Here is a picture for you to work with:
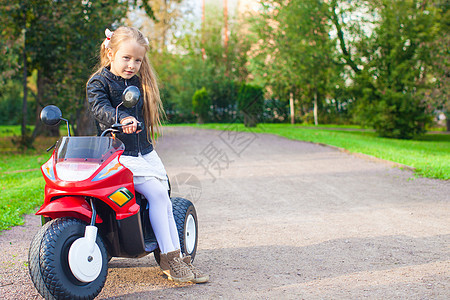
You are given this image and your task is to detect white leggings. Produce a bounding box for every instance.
[134,178,180,254]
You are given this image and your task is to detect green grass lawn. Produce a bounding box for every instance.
[0,153,47,231]
[0,123,448,231]
[0,125,35,137]
[0,130,57,231]
[183,123,450,180]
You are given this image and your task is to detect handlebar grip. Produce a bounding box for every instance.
[111,121,142,134]
[111,123,124,132]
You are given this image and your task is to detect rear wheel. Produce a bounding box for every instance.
[28,217,108,300]
[154,197,198,264]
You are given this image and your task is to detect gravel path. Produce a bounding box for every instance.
[1,126,449,299]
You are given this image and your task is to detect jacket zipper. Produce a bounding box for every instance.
[136,105,141,154]
[126,78,141,154]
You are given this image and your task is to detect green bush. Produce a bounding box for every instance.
[262,99,289,123]
[357,89,431,139]
[192,87,211,124]
[237,84,264,127]
[207,77,238,123]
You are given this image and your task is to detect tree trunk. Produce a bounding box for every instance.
[313,91,318,126]
[446,115,450,132]
[32,69,44,140]
[161,0,168,53]
[289,92,295,124]
[201,0,206,60]
[244,114,257,127]
[21,29,28,139]
[224,0,229,76]
[330,1,360,75]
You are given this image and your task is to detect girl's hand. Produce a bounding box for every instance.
[120,117,142,134]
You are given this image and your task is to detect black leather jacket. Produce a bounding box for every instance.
[87,67,153,156]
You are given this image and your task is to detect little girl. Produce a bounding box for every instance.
[86,26,208,284]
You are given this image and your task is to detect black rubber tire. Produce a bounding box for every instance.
[28,217,108,300]
[154,197,198,265]
[29,221,55,299]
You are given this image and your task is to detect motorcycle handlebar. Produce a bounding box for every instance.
[119,121,143,132]
[102,121,143,136]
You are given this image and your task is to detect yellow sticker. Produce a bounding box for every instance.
[108,187,133,207]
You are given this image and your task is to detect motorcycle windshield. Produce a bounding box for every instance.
[54,137,124,181]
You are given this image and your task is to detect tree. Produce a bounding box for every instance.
[422,0,450,131]
[0,0,127,146]
[331,0,439,138]
[249,0,338,125]
[237,84,264,127]
[52,0,128,136]
[248,1,291,120]
[132,0,184,53]
[148,3,252,123]
[1,1,33,145]
[192,87,211,123]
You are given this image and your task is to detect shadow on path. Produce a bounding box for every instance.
[100,234,449,299]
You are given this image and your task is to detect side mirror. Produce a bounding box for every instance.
[40,105,62,126]
[122,86,140,108]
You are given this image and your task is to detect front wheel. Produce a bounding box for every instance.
[154,197,198,264]
[28,217,108,300]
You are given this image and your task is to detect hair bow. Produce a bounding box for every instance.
[104,28,114,49]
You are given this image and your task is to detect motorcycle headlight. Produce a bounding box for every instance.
[55,161,101,182]
[42,158,55,180]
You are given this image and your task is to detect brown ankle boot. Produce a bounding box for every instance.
[159,250,194,283]
[182,255,209,283]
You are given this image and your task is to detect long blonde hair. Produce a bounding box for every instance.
[90,26,164,141]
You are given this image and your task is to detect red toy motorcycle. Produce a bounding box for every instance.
[28,86,198,299]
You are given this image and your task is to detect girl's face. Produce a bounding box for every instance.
[108,40,146,79]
